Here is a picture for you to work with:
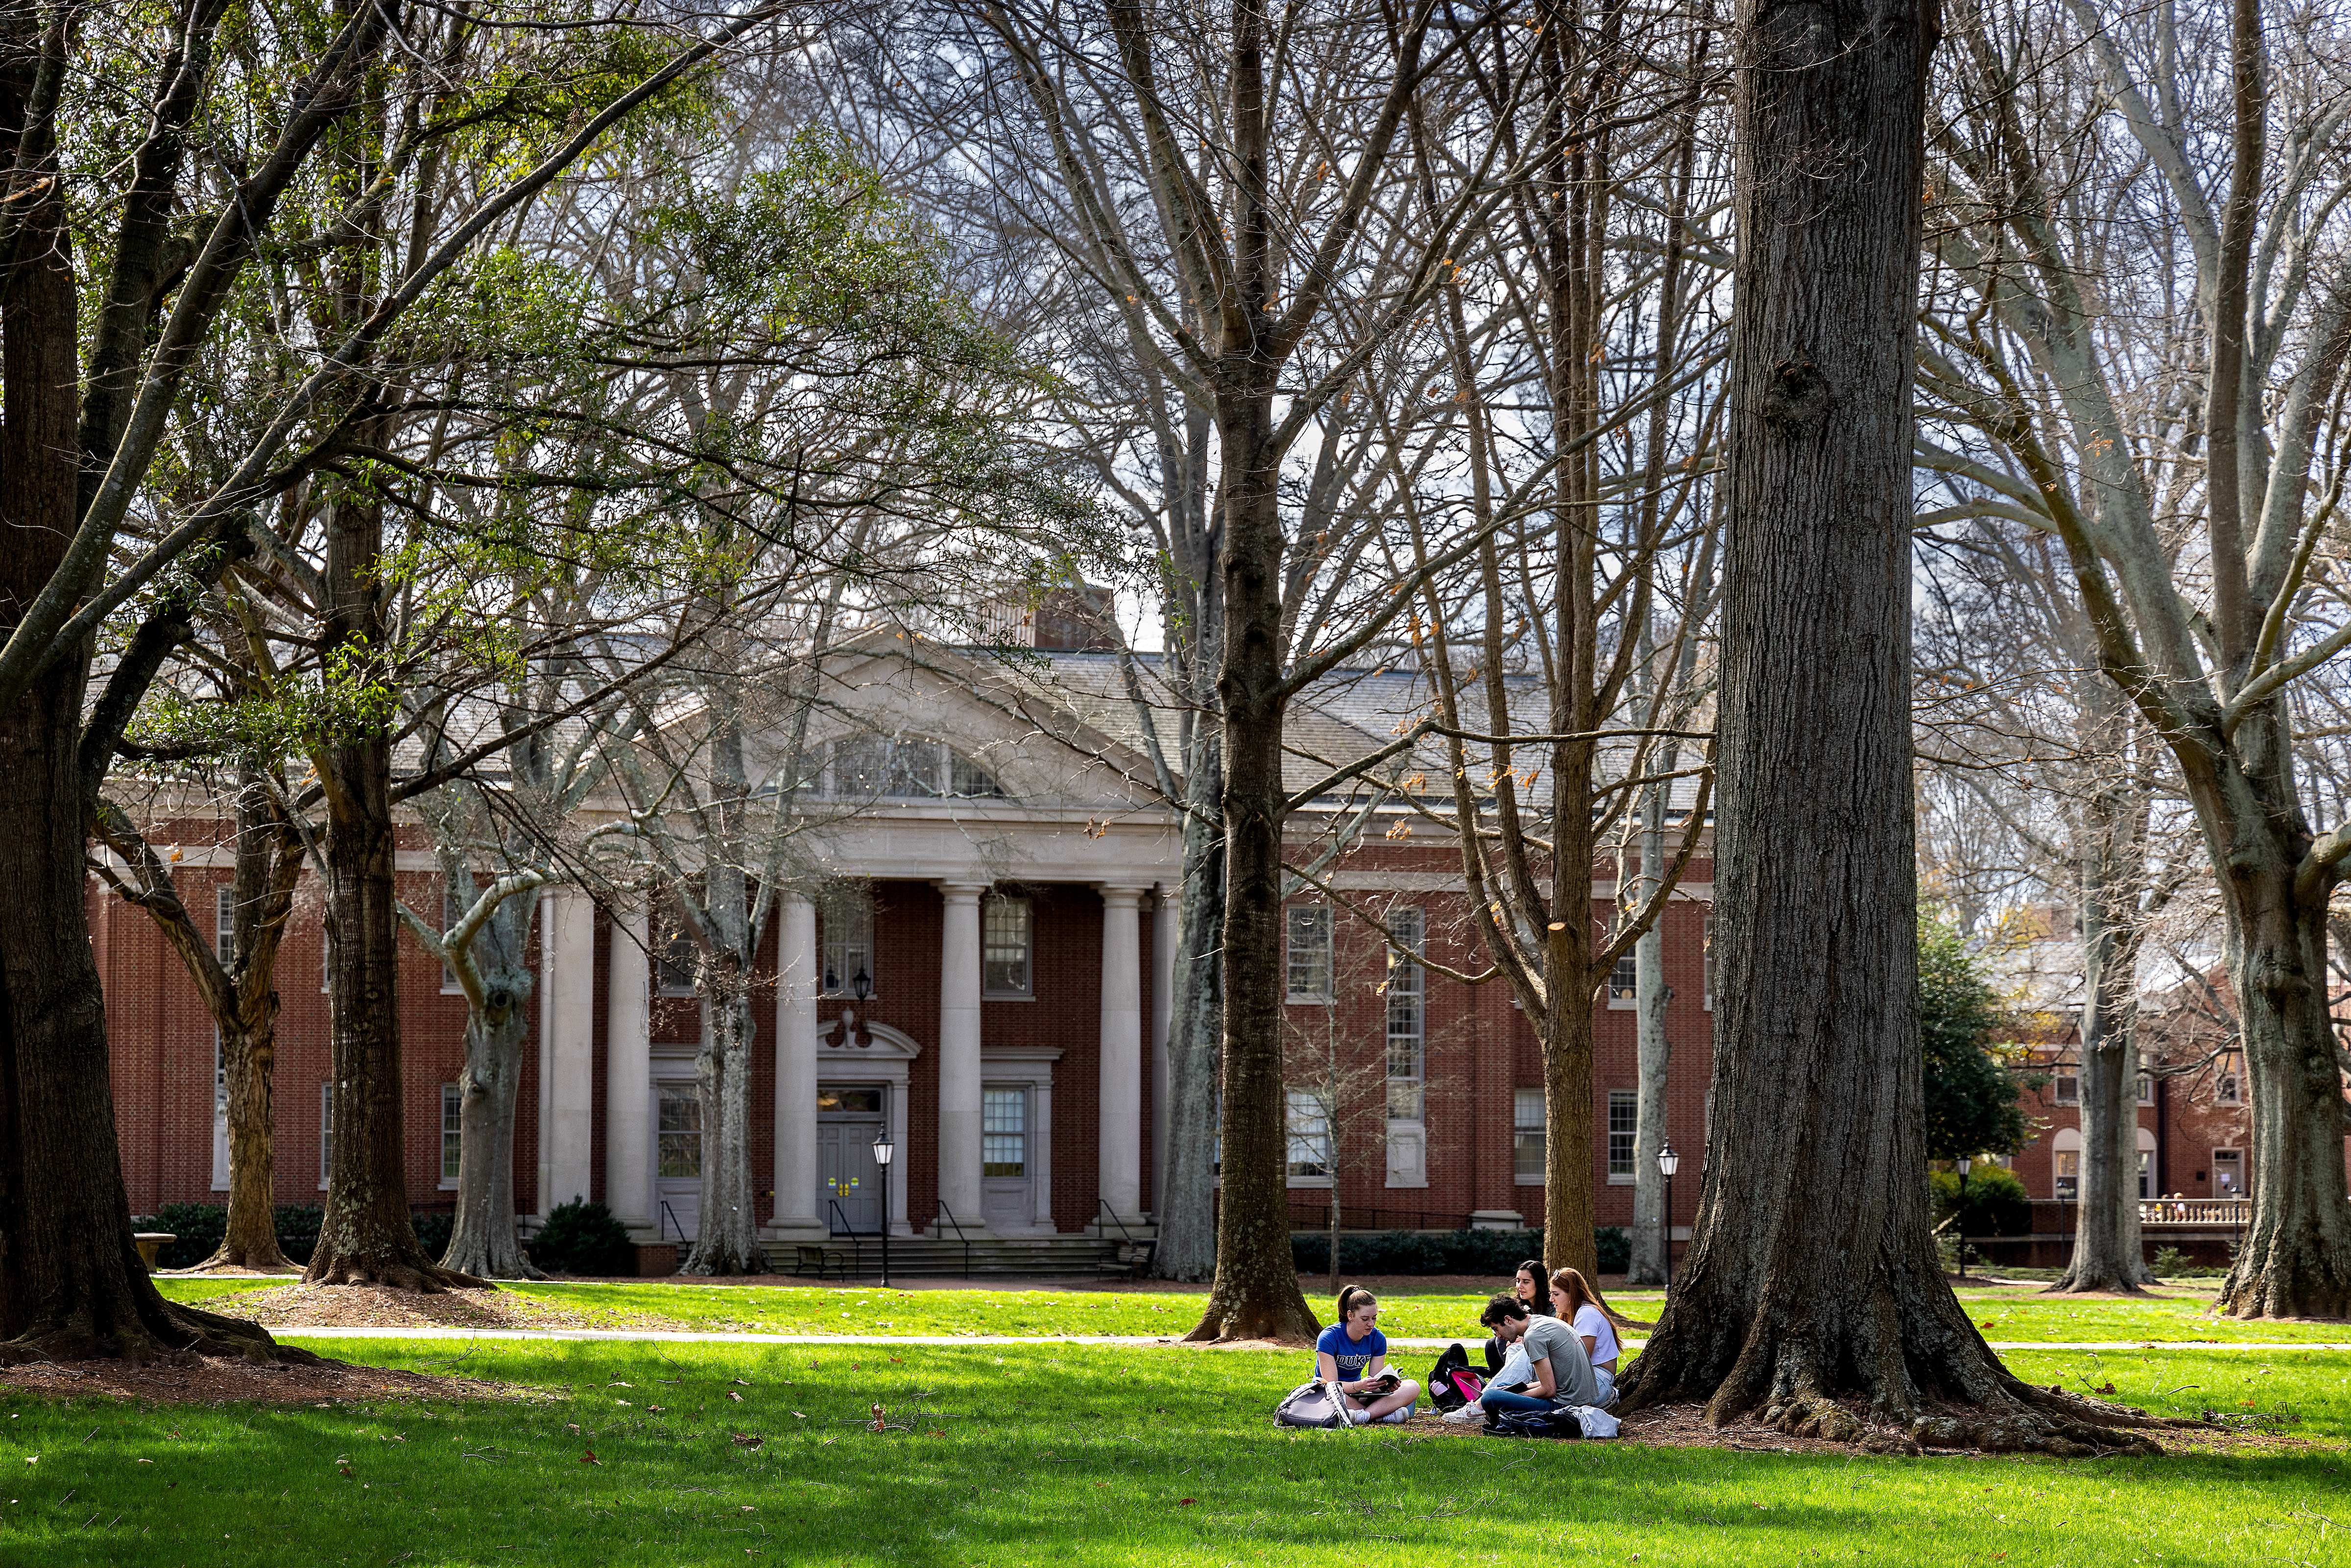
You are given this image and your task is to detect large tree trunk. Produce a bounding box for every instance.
[439,962,542,1279]
[1152,739,1223,1282]
[1188,389,1316,1344]
[306,492,480,1290]
[2210,822,2351,1318]
[212,780,299,1270]
[1618,0,2156,1452]
[2051,834,2146,1293]
[0,124,281,1361]
[683,980,768,1274]
[1627,791,1672,1286]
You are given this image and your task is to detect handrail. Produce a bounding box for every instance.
[1095,1198,1138,1244]
[932,1201,973,1279]
[826,1199,869,1278]
[1098,1199,1154,1280]
[658,1200,685,1242]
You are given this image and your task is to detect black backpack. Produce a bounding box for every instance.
[1483,1407,1585,1440]
[1427,1343,1474,1412]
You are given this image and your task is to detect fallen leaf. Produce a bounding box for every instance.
[740,1505,757,1512]
[791,1411,807,1421]
[733,1379,751,1387]
[731,1434,765,1449]
[20,1458,33,1468]
[890,1357,903,1364]
[136,1459,152,1466]
[727,1391,744,1403]
[580,1450,601,1466]
[646,1406,669,1415]
[1179,1498,1196,1506]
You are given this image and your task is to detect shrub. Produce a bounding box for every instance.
[2151,1245,2187,1278]
[1289,1225,1633,1277]
[528,1197,637,1276]
[132,1204,448,1269]
[1929,1165,2031,1237]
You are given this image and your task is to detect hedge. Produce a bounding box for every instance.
[1290,1226,1629,1276]
[133,1203,456,1270]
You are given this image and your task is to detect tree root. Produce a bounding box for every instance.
[1748,1382,2187,1458]
[302,1258,490,1292]
[0,1298,317,1369]
[189,1242,296,1274]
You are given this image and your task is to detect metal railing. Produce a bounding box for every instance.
[1097,1199,1154,1278]
[2138,1198,2252,1226]
[930,1201,972,1278]
[659,1200,687,1243]
[826,1199,873,1276]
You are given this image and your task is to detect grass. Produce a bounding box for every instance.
[152,1277,2351,1344]
[1,1340,2345,1567]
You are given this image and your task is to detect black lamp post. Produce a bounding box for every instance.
[1656,1143,1680,1288]
[1954,1156,1972,1281]
[871,1126,894,1287]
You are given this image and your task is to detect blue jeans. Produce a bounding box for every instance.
[1479,1388,1559,1418]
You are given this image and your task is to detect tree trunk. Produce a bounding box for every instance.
[1152,755,1223,1282]
[2213,854,2351,1317]
[306,492,480,1291]
[0,127,282,1361]
[439,963,543,1279]
[683,981,768,1274]
[1617,0,2156,1452]
[1187,389,1317,1344]
[1539,939,1598,1282]
[1627,794,1672,1286]
[212,780,298,1271]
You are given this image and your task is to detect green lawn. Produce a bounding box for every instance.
[152,1277,2351,1344]
[3,1340,2344,1567]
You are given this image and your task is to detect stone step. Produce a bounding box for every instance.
[765,1234,1131,1278]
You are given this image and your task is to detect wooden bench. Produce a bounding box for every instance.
[1099,1238,1155,1281]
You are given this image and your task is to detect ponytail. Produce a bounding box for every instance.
[1336,1284,1377,1321]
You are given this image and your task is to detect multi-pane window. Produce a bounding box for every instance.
[216,884,236,967]
[2216,1065,2243,1104]
[211,1030,228,1191]
[1285,905,1332,1001]
[440,1083,463,1185]
[983,1088,1027,1176]
[1385,908,1425,1120]
[983,895,1032,997]
[2053,1071,2080,1105]
[1702,911,1715,1008]
[2137,1149,2153,1200]
[2135,1071,2155,1105]
[319,1080,335,1188]
[2054,1151,2079,1201]
[1607,1090,1638,1180]
[656,908,698,997]
[657,1086,702,1178]
[1513,1089,1545,1183]
[2212,1148,2244,1198]
[832,736,1003,799]
[1285,1090,1331,1179]
[1608,929,1638,1004]
[821,889,875,998]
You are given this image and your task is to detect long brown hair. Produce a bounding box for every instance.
[1336,1284,1379,1324]
[1549,1265,1652,1329]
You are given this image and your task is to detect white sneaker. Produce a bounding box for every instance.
[1442,1402,1484,1424]
[1345,1405,1372,1425]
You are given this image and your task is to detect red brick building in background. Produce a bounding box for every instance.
[95,642,1722,1265]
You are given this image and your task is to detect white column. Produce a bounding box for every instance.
[936,882,988,1232]
[769,894,821,1235]
[1150,884,1176,1218]
[604,904,653,1235]
[544,889,596,1211]
[1097,885,1146,1225]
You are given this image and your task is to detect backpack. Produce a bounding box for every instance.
[1427,1343,1485,1413]
[1274,1380,1352,1429]
[1481,1407,1585,1440]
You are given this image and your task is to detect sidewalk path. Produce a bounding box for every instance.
[261,1326,2351,1352]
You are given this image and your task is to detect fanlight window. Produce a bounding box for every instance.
[830,735,1003,799]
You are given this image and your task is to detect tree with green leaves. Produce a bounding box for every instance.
[1919,909,2030,1163]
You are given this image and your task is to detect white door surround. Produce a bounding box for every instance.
[811,1017,917,1236]
[981,1045,1062,1235]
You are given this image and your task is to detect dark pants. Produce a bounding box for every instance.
[1479,1388,1560,1419]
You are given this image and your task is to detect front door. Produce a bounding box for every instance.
[981,1085,1033,1233]
[818,1116,883,1233]
[655,1081,701,1242]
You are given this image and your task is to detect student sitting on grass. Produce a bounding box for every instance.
[1316,1285,1422,1424]
[1482,1259,1555,1375]
[1476,1293,1599,1418]
[1547,1266,1643,1408]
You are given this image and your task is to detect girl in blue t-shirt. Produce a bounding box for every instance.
[1314,1286,1421,1424]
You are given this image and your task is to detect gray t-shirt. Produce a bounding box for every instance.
[1519,1315,1600,1406]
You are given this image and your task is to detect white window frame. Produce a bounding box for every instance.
[1606,1089,1637,1183]
[2211,1147,2244,1198]
[216,883,236,968]
[319,1080,334,1189]
[1385,908,1425,1122]
[982,1086,1028,1177]
[2136,1071,2155,1106]
[439,1083,463,1188]
[1702,909,1714,1011]
[1607,915,1637,1007]
[2053,1149,2079,1202]
[1513,1088,1545,1185]
[2053,1071,2080,1105]
[211,1029,230,1191]
[1285,905,1333,1003]
[2216,1069,2243,1105]
[820,889,876,998]
[1285,1089,1332,1185]
[982,894,1033,998]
